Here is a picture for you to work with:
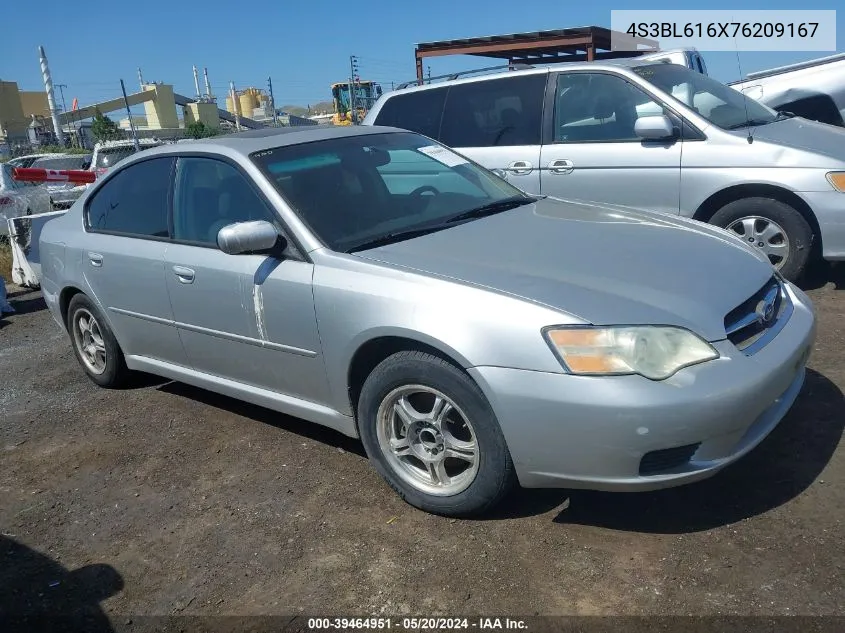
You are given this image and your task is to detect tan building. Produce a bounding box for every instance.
[142,83,179,129]
[0,80,29,140]
[184,102,219,128]
[19,91,50,119]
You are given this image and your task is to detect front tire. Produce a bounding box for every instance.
[709,197,813,282]
[66,294,129,388]
[358,351,516,517]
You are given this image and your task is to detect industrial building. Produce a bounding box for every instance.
[0,80,52,143]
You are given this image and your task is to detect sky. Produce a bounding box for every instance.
[1,0,843,115]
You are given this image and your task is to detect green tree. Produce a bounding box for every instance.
[91,108,122,142]
[185,120,219,139]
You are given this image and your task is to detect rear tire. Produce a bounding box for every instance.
[709,197,813,282]
[66,294,130,388]
[357,351,516,517]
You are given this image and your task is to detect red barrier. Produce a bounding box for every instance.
[12,167,96,185]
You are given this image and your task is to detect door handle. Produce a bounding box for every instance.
[172,265,195,284]
[506,160,533,175]
[87,252,103,267]
[548,159,574,175]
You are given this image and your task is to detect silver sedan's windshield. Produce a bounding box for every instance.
[632,63,778,130]
[251,131,532,252]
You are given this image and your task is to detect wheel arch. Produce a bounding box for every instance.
[692,183,822,252]
[346,333,475,426]
[692,183,822,253]
[59,285,85,329]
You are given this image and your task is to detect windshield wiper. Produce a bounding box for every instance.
[345,225,451,252]
[444,195,533,224]
[725,118,776,130]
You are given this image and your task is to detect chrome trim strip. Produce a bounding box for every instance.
[175,321,317,358]
[108,307,317,358]
[109,307,174,326]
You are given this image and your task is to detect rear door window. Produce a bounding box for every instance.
[86,157,174,238]
[373,88,447,139]
[438,74,546,148]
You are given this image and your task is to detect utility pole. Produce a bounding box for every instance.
[230,81,241,131]
[267,76,278,126]
[55,83,69,145]
[120,79,140,152]
[349,55,359,124]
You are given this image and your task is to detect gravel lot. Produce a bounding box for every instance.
[1,266,844,628]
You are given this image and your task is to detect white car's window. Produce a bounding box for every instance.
[172,157,276,246]
[32,156,90,170]
[553,73,666,143]
[86,157,174,237]
[252,131,530,253]
[1,164,20,190]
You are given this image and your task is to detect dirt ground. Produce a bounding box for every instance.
[1,265,844,629]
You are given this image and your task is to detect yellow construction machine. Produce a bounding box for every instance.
[331,80,383,125]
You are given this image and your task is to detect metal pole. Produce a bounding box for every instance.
[349,55,358,124]
[267,76,278,126]
[230,81,241,131]
[121,79,140,151]
[138,67,144,89]
[203,67,213,100]
[56,84,69,146]
[192,65,201,100]
[38,46,65,147]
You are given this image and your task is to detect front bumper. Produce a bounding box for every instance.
[469,283,817,491]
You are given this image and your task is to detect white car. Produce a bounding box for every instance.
[90,138,165,177]
[0,162,52,235]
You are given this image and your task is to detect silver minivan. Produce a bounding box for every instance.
[364,60,845,282]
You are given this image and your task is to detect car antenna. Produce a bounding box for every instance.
[734,36,753,144]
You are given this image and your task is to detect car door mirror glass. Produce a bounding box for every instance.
[217,220,281,255]
[634,115,675,140]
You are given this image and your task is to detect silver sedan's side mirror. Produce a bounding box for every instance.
[634,115,676,140]
[217,220,281,255]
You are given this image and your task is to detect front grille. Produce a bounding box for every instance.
[724,276,791,355]
[639,443,701,476]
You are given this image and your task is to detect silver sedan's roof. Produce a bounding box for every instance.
[147,125,406,158]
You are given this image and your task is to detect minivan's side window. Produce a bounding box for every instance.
[373,88,447,139]
[439,74,546,148]
[172,157,275,246]
[553,73,666,143]
[86,157,174,237]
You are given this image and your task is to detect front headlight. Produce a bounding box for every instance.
[543,325,719,380]
[827,172,845,192]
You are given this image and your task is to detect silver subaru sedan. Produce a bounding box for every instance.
[38,125,817,517]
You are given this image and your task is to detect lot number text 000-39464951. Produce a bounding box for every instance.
[610,10,837,52]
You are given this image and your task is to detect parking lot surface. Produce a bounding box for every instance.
[1,268,844,620]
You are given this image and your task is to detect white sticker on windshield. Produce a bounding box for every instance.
[418,145,468,167]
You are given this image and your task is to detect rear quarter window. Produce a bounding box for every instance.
[373,88,447,139]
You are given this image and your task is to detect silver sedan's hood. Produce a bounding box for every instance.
[354,198,776,342]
